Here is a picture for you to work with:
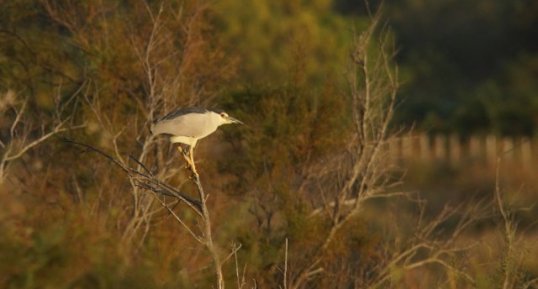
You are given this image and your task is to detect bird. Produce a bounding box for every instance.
[151,107,242,169]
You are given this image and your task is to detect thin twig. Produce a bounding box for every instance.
[183,147,225,289]
[155,196,204,244]
[283,238,288,289]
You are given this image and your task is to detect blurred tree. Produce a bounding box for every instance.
[214,0,361,87]
[335,0,538,135]
[2,1,537,288]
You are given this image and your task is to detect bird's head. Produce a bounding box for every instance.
[218,111,243,125]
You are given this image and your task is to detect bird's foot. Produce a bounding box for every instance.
[182,153,193,166]
[178,146,191,165]
[177,145,199,176]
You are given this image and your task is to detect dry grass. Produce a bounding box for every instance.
[1,1,537,289]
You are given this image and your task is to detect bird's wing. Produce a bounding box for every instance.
[153,112,213,137]
[157,107,209,122]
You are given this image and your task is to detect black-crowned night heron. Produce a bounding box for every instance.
[151,107,242,170]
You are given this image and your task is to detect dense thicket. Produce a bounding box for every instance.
[1,1,537,289]
[337,0,538,135]
[2,0,537,135]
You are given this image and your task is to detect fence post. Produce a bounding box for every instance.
[402,134,414,161]
[501,137,515,163]
[434,135,446,160]
[469,135,482,161]
[394,132,535,169]
[521,137,532,169]
[419,134,430,162]
[389,137,401,163]
[449,134,461,165]
[485,135,497,165]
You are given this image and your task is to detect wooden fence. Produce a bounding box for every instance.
[385,133,538,169]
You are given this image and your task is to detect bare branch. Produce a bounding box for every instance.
[180,147,225,289]
[63,138,203,215]
[5,122,68,162]
[154,195,204,244]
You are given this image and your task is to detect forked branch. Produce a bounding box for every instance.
[179,146,225,289]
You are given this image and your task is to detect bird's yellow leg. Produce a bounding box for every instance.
[189,145,199,176]
[178,146,191,166]
[177,145,198,175]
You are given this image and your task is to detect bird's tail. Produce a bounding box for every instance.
[149,123,155,135]
[150,122,164,136]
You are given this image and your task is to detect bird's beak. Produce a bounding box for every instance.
[227,116,243,125]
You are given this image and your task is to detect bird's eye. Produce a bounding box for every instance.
[220,112,228,118]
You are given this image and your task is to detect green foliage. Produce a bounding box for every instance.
[382,0,538,135]
[0,204,196,289]
[214,0,357,87]
[1,0,538,288]
[218,77,349,194]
